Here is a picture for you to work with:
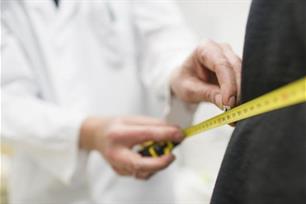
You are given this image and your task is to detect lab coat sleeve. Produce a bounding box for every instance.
[1,23,87,184]
[131,0,198,127]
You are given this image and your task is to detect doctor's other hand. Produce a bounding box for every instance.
[170,40,241,108]
[79,116,183,180]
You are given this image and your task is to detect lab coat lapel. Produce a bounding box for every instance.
[53,0,79,30]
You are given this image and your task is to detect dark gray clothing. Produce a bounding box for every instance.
[211,0,306,203]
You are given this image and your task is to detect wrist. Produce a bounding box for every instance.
[79,117,101,151]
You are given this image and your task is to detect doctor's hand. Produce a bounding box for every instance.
[79,116,183,180]
[170,40,241,108]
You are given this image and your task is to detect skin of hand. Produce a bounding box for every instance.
[170,40,241,108]
[79,40,240,180]
[79,116,183,180]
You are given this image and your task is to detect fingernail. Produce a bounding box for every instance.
[228,96,236,107]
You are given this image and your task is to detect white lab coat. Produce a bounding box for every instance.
[1,0,197,204]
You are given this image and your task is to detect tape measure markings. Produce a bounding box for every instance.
[139,77,306,157]
[184,77,306,137]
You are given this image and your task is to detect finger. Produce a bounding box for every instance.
[117,149,175,173]
[121,116,167,126]
[133,152,175,173]
[220,44,242,104]
[106,149,135,174]
[112,165,130,176]
[193,55,210,82]
[180,77,223,107]
[196,40,237,106]
[114,125,184,145]
[134,172,154,180]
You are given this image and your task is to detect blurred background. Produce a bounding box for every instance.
[1,1,251,204]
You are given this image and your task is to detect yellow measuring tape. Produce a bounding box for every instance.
[139,76,306,157]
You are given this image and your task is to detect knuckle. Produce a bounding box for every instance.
[210,91,220,103]
[196,40,213,55]
[196,44,209,58]
[107,127,123,142]
[195,44,205,54]
[107,132,117,143]
[201,89,212,102]
[214,60,231,71]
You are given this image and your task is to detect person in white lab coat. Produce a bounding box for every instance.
[1,0,241,204]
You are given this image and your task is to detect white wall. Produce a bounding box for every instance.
[174,1,251,203]
[178,0,251,55]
